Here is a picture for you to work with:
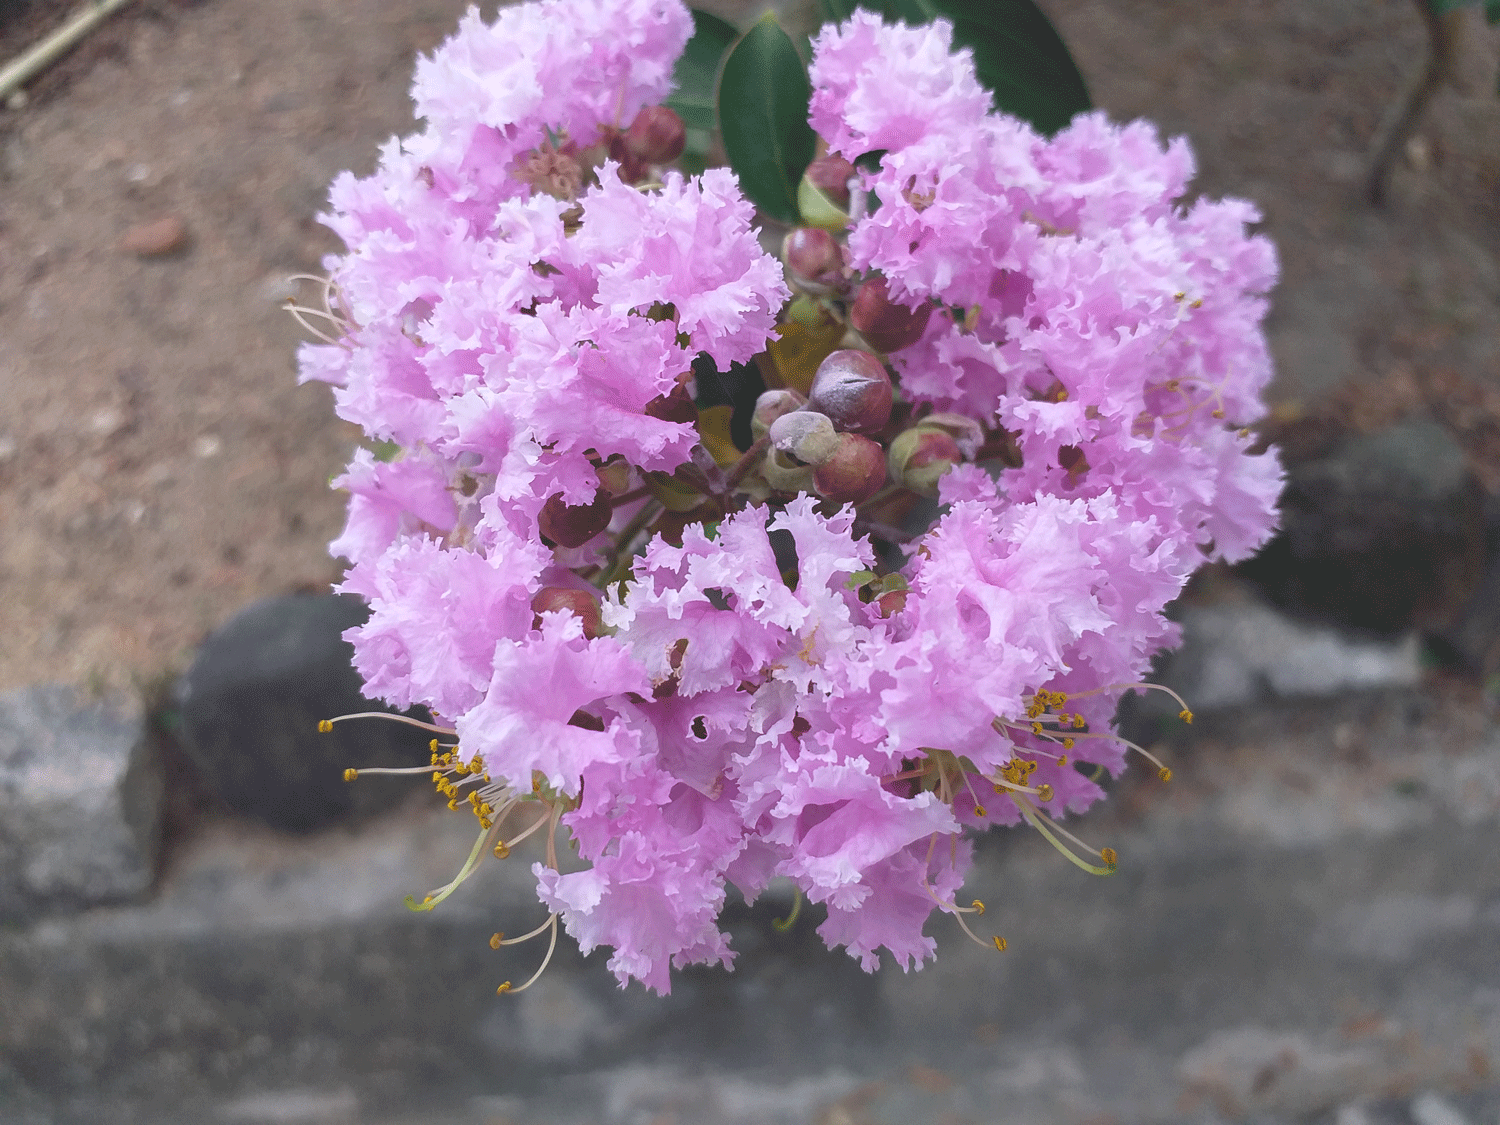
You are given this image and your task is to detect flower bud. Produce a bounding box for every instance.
[531,586,602,638]
[769,410,841,466]
[623,105,686,164]
[913,412,984,459]
[804,154,854,208]
[813,432,886,505]
[781,228,844,291]
[798,154,855,230]
[876,589,907,618]
[759,447,816,493]
[538,490,612,548]
[888,426,963,497]
[807,349,893,434]
[644,380,697,425]
[850,275,933,354]
[752,388,807,440]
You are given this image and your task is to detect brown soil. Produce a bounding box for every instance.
[1,0,1497,694]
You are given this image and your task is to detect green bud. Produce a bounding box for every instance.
[768,410,840,466]
[888,426,963,497]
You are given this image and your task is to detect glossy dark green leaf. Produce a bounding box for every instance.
[885,0,1091,135]
[717,13,818,224]
[666,8,739,133]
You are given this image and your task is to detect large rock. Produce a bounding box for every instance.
[0,685,162,923]
[173,593,434,833]
[1242,419,1485,633]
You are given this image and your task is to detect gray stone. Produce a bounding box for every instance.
[1242,419,1485,633]
[173,594,435,833]
[1412,1091,1474,1125]
[1155,599,1423,714]
[2,690,1498,1125]
[0,684,162,923]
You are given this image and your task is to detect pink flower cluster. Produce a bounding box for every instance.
[303,0,1281,994]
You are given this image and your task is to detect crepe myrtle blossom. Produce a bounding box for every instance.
[298,0,1281,994]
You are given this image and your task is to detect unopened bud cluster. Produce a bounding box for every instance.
[301,0,1281,997]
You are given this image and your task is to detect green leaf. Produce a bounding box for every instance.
[717,12,818,224]
[666,9,738,133]
[815,0,862,21]
[886,0,1091,135]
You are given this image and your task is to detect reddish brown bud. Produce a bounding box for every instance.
[623,105,687,164]
[850,276,933,354]
[808,349,893,434]
[531,587,602,638]
[803,154,855,210]
[538,490,612,548]
[781,228,845,291]
[813,432,887,505]
[644,380,698,425]
[876,589,908,618]
[752,388,807,440]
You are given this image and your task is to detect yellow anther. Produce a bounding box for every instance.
[1100,847,1117,867]
[496,981,512,994]
[971,899,985,916]
[1074,715,1086,729]
[1036,784,1054,802]
[343,768,358,782]
[993,936,1007,952]
[317,719,333,733]
[447,799,460,811]
[429,738,439,753]
[1057,755,1068,766]
[993,784,1005,794]
[1190,298,1202,308]
[432,771,443,783]
[1031,722,1043,735]
[489,933,503,950]
[1062,738,1074,749]
[1211,408,1225,419]
[972,805,987,818]
[423,895,434,904]
[479,818,493,829]
[494,842,511,859]
[1157,767,1173,783]
[1178,709,1193,724]
[1173,291,1186,301]
[1021,760,1037,775]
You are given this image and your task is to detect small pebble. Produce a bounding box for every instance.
[120,214,188,257]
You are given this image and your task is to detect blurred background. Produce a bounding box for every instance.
[0,1,1498,1123]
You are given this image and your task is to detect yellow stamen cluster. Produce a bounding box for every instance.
[428,740,498,828]
[324,710,574,998]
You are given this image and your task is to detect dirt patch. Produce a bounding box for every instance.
[0,0,1497,693]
